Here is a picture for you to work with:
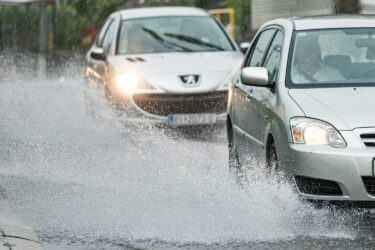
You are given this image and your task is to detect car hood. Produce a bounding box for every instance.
[288,87,375,130]
[111,51,243,93]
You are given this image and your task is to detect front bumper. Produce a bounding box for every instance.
[110,90,228,124]
[282,129,375,201]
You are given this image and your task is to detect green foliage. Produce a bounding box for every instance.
[144,0,195,6]
[224,0,251,40]
[0,5,46,52]
[0,0,251,52]
[56,4,80,50]
[55,0,130,50]
[72,0,125,27]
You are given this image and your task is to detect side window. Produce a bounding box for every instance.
[102,19,117,54]
[96,19,112,47]
[247,29,275,67]
[263,31,284,82]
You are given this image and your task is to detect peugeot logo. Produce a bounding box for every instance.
[179,75,200,87]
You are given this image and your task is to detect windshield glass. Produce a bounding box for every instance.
[117,16,234,54]
[288,28,375,88]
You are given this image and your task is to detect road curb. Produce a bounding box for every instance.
[0,224,44,250]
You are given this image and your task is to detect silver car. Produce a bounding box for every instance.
[85,7,243,126]
[227,15,375,202]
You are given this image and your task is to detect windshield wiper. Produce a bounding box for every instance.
[163,33,225,51]
[142,28,192,52]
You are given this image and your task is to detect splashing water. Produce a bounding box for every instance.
[0,67,372,249]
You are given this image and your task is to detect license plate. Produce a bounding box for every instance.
[169,113,217,126]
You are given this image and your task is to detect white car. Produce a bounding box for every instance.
[85,7,243,126]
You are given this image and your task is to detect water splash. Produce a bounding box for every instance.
[0,72,367,249]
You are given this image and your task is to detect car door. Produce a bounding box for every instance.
[235,28,276,160]
[246,29,284,153]
[87,16,118,85]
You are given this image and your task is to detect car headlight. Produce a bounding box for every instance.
[115,72,154,93]
[290,117,347,148]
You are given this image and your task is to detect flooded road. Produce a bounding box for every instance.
[0,74,375,249]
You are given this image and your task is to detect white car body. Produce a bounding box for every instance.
[85,7,244,125]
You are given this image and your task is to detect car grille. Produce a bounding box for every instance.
[294,176,343,196]
[362,176,375,196]
[360,134,375,147]
[132,91,228,117]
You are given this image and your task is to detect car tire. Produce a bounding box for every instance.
[228,121,241,170]
[266,139,279,175]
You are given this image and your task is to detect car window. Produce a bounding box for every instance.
[102,19,116,54]
[247,29,275,67]
[288,28,375,87]
[263,30,284,82]
[117,16,234,55]
[96,19,112,47]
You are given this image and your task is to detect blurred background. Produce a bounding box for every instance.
[0,0,374,78]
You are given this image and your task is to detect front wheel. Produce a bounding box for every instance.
[266,140,280,177]
[228,123,240,170]
[229,142,240,170]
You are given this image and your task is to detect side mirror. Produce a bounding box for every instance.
[241,67,269,87]
[91,47,106,61]
[240,42,251,54]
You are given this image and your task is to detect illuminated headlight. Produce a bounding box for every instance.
[115,72,154,93]
[290,117,347,148]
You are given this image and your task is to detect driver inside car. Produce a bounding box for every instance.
[291,35,345,83]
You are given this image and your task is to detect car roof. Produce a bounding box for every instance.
[116,7,209,20]
[266,15,375,30]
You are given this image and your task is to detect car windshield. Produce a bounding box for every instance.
[288,28,375,88]
[117,16,234,54]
